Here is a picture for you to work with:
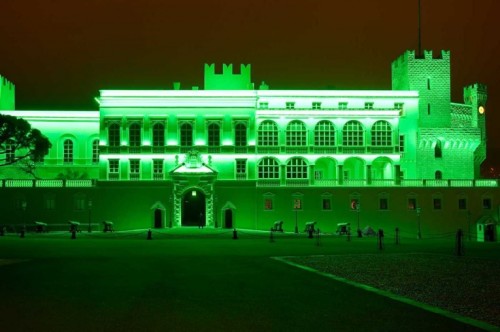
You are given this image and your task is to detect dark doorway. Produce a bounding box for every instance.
[224,209,233,229]
[182,189,206,226]
[485,224,496,242]
[154,209,162,228]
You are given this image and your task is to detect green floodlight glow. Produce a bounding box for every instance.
[192,190,196,197]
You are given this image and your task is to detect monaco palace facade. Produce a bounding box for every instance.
[0,50,498,241]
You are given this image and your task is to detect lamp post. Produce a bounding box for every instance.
[88,200,92,233]
[356,203,361,237]
[294,199,300,234]
[467,210,471,241]
[416,207,422,240]
[21,200,27,235]
[214,195,218,228]
[169,195,173,228]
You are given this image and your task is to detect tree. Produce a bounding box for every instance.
[0,114,51,166]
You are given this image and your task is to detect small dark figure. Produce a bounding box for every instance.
[147,229,152,240]
[71,230,76,239]
[378,229,384,250]
[232,228,238,240]
[357,229,363,238]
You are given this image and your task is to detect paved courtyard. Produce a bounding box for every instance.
[0,228,498,331]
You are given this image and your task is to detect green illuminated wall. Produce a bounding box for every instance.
[0,75,15,110]
[0,50,495,235]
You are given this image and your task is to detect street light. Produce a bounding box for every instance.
[88,200,92,233]
[21,200,27,236]
[416,207,422,240]
[356,203,361,237]
[169,195,173,228]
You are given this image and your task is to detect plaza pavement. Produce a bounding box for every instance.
[0,228,495,331]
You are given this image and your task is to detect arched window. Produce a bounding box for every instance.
[371,121,392,146]
[258,120,278,146]
[129,123,141,147]
[286,120,306,146]
[314,120,335,146]
[180,123,193,147]
[235,123,247,146]
[108,123,120,147]
[152,123,165,147]
[435,140,442,158]
[435,170,442,180]
[63,139,73,164]
[286,158,308,179]
[342,121,364,146]
[258,158,280,179]
[208,123,220,147]
[92,139,99,164]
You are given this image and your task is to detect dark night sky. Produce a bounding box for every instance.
[1,0,499,157]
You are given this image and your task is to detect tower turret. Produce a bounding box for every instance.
[392,50,451,128]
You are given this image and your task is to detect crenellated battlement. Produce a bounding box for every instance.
[0,74,15,110]
[392,50,450,68]
[204,63,252,90]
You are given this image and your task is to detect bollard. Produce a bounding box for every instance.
[147,229,152,240]
[71,229,76,239]
[378,229,384,250]
[395,227,400,245]
[233,228,238,240]
[270,228,274,242]
[455,229,464,256]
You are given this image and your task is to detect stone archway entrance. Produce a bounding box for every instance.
[182,189,206,226]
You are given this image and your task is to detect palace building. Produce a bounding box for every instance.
[0,50,498,241]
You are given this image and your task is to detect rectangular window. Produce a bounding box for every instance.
[428,103,431,115]
[6,143,15,163]
[236,159,247,174]
[338,102,348,110]
[153,159,164,180]
[314,171,323,180]
[399,135,405,153]
[322,198,331,210]
[259,102,269,109]
[264,198,273,210]
[312,102,321,110]
[286,102,295,110]
[109,159,119,180]
[427,78,431,90]
[433,198,442,210]
[483,198,491,210]
[74,197,86,211]
[458,198,467,210]
[379,198,388,210]
[45,197,55,210]
[408,198,417,210]
[130,159,140,180]
[364,102,374,110]
[293,198,302,210]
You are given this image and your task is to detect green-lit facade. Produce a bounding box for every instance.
[0,50,498,240]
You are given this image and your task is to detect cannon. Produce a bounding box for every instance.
[272,220,284,232]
